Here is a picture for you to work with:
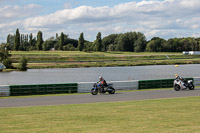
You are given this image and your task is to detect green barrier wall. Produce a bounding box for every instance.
[10,83,78,96]
[139,78,193,89]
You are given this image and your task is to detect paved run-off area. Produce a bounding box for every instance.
[1,89,200,108]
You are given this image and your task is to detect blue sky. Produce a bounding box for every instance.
[0,0,200,42]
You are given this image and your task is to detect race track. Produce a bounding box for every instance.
[1,89,200,108]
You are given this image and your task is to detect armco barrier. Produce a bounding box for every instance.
[0,85,10,97]
[194,77,200,86]
[10,83,77,96]
[78,80,138,93]
[139,78,193,89]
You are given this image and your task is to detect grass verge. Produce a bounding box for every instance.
[9,51,200,69]
[0,96,200,133]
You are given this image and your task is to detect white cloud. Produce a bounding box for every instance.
[0,4,41,23]
[1,0,200,43]
[192,33,200,38]
[64,3,72,9]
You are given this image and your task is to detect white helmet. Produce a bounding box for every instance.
[99,76,103,80]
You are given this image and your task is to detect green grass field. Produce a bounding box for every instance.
[8,51,200,69]
[1,96,200,133]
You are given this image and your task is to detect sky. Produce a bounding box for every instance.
[0,0,200,43]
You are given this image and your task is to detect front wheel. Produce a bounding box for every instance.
[189,84,195,90]
[91,88,98,95]
[108,87,115,94]
[174,85,180,91]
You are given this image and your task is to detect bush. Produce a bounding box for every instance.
[63,44,75,51]
[18,56,28,71]
[3,58,12,69]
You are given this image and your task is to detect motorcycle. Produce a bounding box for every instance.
[91,82,115,95]
[173,75,194,91]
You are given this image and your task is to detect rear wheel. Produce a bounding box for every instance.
[189,84,195,90]
[91,88,98,95]
[174,85,180,91]
[108,87,115,94]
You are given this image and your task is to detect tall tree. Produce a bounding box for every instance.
[7,34,14,50]
[134,32,147,52]
[96,32,102,51]
[78,32,84,51]
[14,28,20,51]
[7,34,11,45]
[116,34,130,51]
[59,32,64,50]
[29,33,33,46]
[36,31,44,50]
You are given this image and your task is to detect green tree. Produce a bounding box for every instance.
[102,34,118,51]
[14,28,20,51]
[107,44,115,51]
[165,38,181,52]
[63,44,75,51]
[134,32,147,52]
[180,38,195,51]
[18,56,28,71]
[146,37,165,52]
[116,34,130,51]
[83,41,93,52]
[6,34,14,50]
[0,46,12,68]
[36,31,44,50]
[95,32,102,51]
[42,37,56,51]
[78,32,84,51]
[59,32,64,50]
[29,33,33,46]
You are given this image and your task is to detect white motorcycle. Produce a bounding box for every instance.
[173,75,194,91]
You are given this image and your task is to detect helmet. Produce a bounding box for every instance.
[99,76,103,80]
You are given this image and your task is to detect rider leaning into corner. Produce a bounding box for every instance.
[98,76,107,93]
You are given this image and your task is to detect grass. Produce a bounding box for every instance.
[1,96,200,133]
[7,51,200,69]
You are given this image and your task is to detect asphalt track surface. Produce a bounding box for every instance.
[1,89,200,108]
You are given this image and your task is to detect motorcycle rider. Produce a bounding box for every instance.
[175,74,180,79]
[98,76,107,93]
[175,74,186,83]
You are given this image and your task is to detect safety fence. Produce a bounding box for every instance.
[0,85,10,96]
[1,77,199,97]
[194,77,200,86]
[9,83,77,96]
[139,79,174,89]
[139,78,194,89]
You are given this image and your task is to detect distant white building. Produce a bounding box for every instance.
[183,51,200,55]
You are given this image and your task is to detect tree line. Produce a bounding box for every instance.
[1,28,200,52]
